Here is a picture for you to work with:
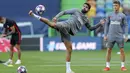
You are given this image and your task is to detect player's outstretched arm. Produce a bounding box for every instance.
[53,8,79,22]
[85,19,105,31]
[28,10,56,28]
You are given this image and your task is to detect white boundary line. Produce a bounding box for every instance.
[32,64,129,67]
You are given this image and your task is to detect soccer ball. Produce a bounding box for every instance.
[17,66,27,73]
[35,4,45,15]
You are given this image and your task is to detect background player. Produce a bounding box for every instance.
[29,3,105,73]
[104,0,128,71]
[0,16,22,65]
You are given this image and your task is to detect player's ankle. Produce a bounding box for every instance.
[106,62,110,68]
[33,13,41,20]
[66,69,72,73]
[17,59,21,61]
[8,59,12,61]
[121,62,125,67]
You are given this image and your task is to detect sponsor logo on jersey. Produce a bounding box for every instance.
[110,21,120,25]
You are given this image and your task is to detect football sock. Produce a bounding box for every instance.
[106,62,110,68]
[121,62,125,67]
[66,62,71,72]
[8,59,12,61]
[32,13,41,20]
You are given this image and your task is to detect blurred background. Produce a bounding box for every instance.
[0,0,130,52]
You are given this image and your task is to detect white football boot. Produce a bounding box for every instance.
[15,60,21,64]
[3,59,13,66]
[66,70,75,73]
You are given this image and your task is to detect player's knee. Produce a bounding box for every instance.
[17,48,21,51]
[120,48,124,53]
[10,48,13,52]
[67,47,72,52]
[50,23,56,28]
[46,22,56,28]
[50,25,55,28]
[68,45,72,51]
[107,48,112,53]
[10,45,14,51]
[16,48,21,52]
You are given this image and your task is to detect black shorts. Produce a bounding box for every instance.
[10,33,21,46]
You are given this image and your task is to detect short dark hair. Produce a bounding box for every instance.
[113,0,120,5]
[84,3,91,10]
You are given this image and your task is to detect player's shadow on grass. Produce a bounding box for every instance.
[0,60,5,63]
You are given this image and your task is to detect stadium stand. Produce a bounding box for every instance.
[0,0,130,37]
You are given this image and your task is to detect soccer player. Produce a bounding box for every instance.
[0,16,22,65]
[104,0,128,71]
[29,3,105,73]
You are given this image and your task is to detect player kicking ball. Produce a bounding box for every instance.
[29,3,105,73]
[0,16,22,66]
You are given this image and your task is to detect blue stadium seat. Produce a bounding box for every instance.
[96,12,105,17]
[96,6,105,13]
[123,0,130,8]
[127,16,130,34]
[96,0,105,17]
[106,0,113,3]
[96,0,105,5]
[93,17,103,25]
[105,2,113,9]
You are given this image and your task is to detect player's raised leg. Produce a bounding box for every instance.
[28,10,56,28]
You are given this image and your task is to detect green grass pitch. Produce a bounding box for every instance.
[0,50,130,73]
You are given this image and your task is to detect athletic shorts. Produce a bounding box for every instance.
[55,22,71,42]
[106,38,124,48]
[10,33,22,46]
